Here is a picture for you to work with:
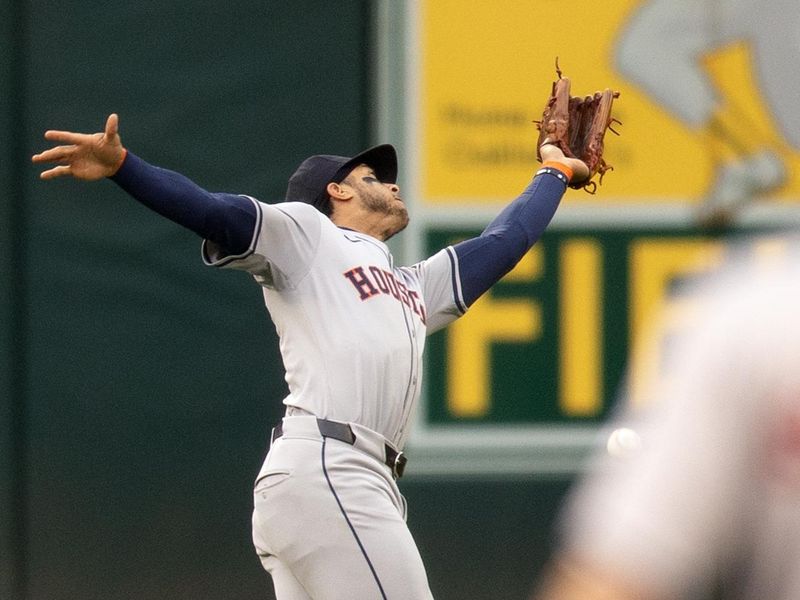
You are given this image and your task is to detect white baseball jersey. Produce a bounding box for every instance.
[202,199,463,449]
[557,242,800,599]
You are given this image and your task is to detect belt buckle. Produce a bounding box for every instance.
[392,451,407,479]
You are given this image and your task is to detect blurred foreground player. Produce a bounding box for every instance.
[533,239,800,600]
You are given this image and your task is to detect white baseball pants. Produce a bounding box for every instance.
[252,416,434,600]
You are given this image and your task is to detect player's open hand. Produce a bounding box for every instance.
[32,113,127,181]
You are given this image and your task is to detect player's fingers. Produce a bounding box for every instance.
[38,165,72,180]
[105,113,119,138]
[43,130,94,145]
[31,144,77,164]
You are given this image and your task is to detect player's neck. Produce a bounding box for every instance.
[331,211,404,242]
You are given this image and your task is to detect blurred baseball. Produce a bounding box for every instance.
[606,427,641,457]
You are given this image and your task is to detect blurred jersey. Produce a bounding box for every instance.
[553,236,800,599]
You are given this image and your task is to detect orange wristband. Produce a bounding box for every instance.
[542,160,573,182]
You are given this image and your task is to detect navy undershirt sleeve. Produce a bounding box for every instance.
[453,168,568,307]
[110,151,257,256]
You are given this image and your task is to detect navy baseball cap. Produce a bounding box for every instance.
[285,144,398,214]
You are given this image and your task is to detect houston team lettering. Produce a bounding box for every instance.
[343,266,427,324]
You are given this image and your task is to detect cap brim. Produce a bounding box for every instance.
[334,144,398,184]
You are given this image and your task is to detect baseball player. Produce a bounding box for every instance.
[532,239,800,600]
[32,114,589,600]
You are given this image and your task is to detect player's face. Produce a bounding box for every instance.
[343,164,409,239]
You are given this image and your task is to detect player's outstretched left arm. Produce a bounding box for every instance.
[32,114,257,257]
[32,113,127,180]
[452,142,587,307]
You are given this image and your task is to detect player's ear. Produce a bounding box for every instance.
[327,181,353,201]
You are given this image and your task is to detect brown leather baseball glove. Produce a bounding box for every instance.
[536,61,621,193]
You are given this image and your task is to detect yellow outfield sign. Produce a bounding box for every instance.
[418,0,800,204]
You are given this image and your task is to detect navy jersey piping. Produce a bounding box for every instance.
[446,246,467,314]
[202,196,263,267]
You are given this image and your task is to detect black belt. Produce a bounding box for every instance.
[271,418,407,479]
